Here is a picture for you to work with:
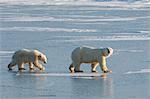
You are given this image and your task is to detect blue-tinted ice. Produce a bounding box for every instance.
[0,0,150,99]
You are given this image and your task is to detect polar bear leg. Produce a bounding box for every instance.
[18,63,26,71]
[101,65,110,73]
[69,63,83,73]
[33,62,45,71]
[29,62,34,71]
[74,62,83,72]
[91,62,99,72]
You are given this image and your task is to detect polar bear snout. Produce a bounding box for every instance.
[43,57,47,64]
[44,61,47,64]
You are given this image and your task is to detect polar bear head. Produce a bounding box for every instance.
[102,47,113,58]
[38,54,47,64]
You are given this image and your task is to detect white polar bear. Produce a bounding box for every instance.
[69,46,113,73]
[8,49,47,71]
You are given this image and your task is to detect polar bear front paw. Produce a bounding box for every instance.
[92,70,98,73]
[39,67,45,71]
[103,70,112,73]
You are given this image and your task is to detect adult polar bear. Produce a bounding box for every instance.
[69,46,113,73]
[8,49,47,71]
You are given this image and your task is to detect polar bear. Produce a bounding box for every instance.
[8,49,47,71]
[69,46,113,73]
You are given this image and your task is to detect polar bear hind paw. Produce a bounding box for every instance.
[19,68,26,71]
[29,68,34,72]
[75,70,84,73]
[8,68,13,71]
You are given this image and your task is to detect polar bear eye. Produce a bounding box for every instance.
[38,55,42,59]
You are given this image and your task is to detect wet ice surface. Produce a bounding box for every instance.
[0,0,150,99]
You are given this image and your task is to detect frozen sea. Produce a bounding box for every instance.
[0,0,150,99]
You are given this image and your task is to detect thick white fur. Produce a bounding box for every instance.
[69,46,113,73]
[8,49,47,71]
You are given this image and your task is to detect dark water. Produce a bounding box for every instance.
[0,0,150,99]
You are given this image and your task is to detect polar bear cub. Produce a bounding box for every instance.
[69,46,113,73]
[8,49,47,71]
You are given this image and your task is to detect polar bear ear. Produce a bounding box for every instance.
[106,47,113,58]
[107,48,110,54]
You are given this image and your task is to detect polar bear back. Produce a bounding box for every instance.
[12,49,40,64]
[71,46,102,63]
